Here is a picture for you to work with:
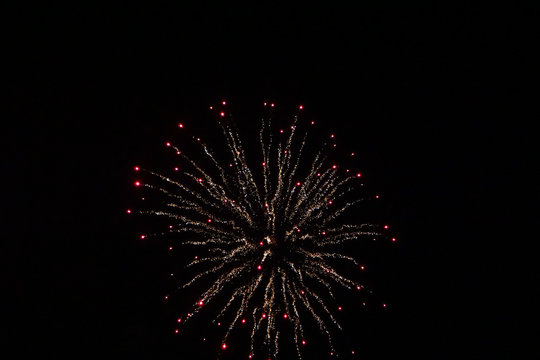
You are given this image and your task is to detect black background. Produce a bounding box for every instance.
[4,2,537,359]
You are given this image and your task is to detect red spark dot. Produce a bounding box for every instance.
[220,112,225,117]
[249,355,252,359]
[311,121,315,125]
[357,285,361,290]
[126,209,131,214]
[375,195,380,199]
[283,314,288,319]
[196,137,200,141]
[262,313,267,318]
[134,166,140,171]
[177,318,182,323]
[322,231,326,235]
[284,150,287,154]
[338,306,342,311]
[178,123,184,128]
[229,163,233,167]
[207,218,212,223]
[346,169,350,172]
[301,290,305,294]
[296,182,301,186]
[175,329,179,334]
[198,178,203,183]
[333,144,337,147]
[297,228,300,233]
[328,201,333,205]
[299,105,303,109]
[260,241,264,246]
[166,142,171,147]
[383,303,387,308]
[280,129,284,133]
[209,106,213,110]
[198,301,204,306]
[332,164,337,169]
[217,322,221,326]
[242,319,246,324]
[302,340,306,345]
[222,344,227,350]
[194,256,198,259]
[174,167,179,171]
[169,246,173,250]
[351,152,355,156]
[352,350,355,354]
[356,173,362,178]
[317,173,321,176]
[222,101,226,105]
[392,237,397,242]
[262,162,266,166]
[134,181,141,187]
[384,225,389,229]
[264,102,267,106]
[360,265,365,270]
[326,269,330,273]
[176,151,181,155]
[257,265,262,270]
[330,134,335,138]
[264,203,269,208]
[270,103,275,107]
[164,295,168,300]
[362,302,366,306]
[140,235,145,239]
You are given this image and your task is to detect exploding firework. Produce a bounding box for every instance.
[129,101,394,359]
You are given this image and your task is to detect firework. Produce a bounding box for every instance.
[129,102,393,359]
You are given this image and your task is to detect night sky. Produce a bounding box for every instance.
[4,2,537,359]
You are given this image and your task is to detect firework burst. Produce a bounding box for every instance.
[129,101,393,359]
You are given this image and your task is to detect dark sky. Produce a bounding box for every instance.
[4,2,537,359]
